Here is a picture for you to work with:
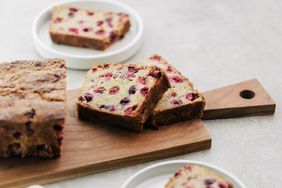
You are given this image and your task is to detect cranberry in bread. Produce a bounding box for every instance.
[50,6,130,50]
[142,54,205,127]
[165,165,233,188]
[0,59,66,158]
[77,64,170,131]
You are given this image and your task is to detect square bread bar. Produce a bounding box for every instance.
[77,63,170,131]
[143,54,205,127]
[0,59,66,158]
[50,6,130,50]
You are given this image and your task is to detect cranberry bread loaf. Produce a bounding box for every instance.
[142,54,205,127]
[165,165,233,188]
[0,59,66,158]
[77,64,170,131]
[50,6,130,50]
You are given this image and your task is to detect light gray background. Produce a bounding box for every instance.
[1,0,282,187]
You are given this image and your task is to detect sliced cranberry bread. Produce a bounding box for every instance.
[165,165,233,188]
[77,64,170,131]
[142,54,205,127]
[0,59,66,158]
[50,6,130,50]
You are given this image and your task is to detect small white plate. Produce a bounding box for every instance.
[32,0,144,70]
[121,160,247,188]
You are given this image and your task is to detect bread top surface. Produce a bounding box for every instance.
[77,64,164,117]
[50,6,130,42]
[0,59,66,124]
[165,165,233,188]
[142,54,204,112]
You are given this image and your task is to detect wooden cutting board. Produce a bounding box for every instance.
[0,79,275,188]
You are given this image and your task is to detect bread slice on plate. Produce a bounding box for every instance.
[77,63,170,131]
[0,59,66,158]
[165,165,233,188]
[142,54,205,128]
[50,6,130,50]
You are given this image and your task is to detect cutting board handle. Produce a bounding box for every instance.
[202,79,276,120]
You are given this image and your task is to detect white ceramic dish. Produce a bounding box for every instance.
[32,0,144,70]
[121,160,247,188]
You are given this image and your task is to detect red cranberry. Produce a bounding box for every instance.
[54,17,63,23]
[124,105,137,115]
[68,12,75,17]
[106,17,113,27]
[53,124,63,132]
[129,85,137,95]
[79,95,85,102]
[140,87,149,96]
[205,179,215,185]
[84,93,93,102]
[97,20,104,26]
[83,27,93,32]
[104,72,113,79]
[166,66,173,72]
[69,27,79,34]
[185,166,192,171]
[57,137,63,146]
[37,145,53,157]
[171,76,183,83]
[34,62,41,67]
[174,172,180,177]
[8,143,21,156]
[109,31,117,42]
[150,54,161,61]
[138,77,146,85]
[109,86,120,95]
[95,29,105,35]
[25,121,34,136]
[25,108,36,118]
[127,73,136,80]
[54,73,61,79]
[120,97,130,105]
[128,66,139,73]
[108,105,115,112]
[13,132,22,140]
[100,105,115,111]
[97,64,110,69]
[94,87,106,94]
[148,69,162,79]
[219,183,228,188]
[186,93,198,101]
[69,8,78,12]
[170,92,177,97]
[124,107,133,115]
[87,11,94,16]
[92,67,97,72]
[171,99,182,105]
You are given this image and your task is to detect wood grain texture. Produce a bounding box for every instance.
[0,90,211,188]
[203,79,276,119]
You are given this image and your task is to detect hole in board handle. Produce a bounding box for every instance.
[240,90,255,99]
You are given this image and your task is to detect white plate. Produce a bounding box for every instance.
[121,160,247,188]
[32,0,144,70]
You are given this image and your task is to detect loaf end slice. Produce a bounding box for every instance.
[143,54,205,128]
[0,59,66,158]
